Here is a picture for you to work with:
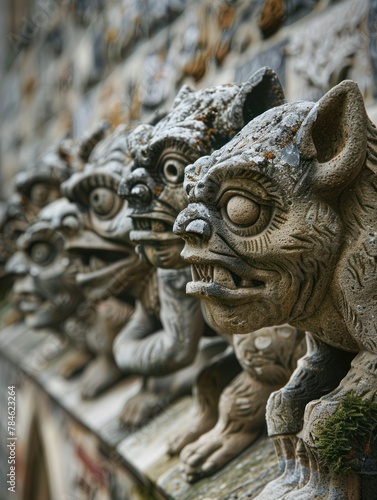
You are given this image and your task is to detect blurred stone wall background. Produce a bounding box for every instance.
[1,0,377,200]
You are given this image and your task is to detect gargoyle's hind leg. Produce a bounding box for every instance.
[167,346,241,456]
[295,349,377,499]
[256,333,354,499]
[283,440,360,500]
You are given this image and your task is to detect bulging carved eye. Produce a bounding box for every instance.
[30,242,54,265]
[89,188,121,218]
[161,158,186,184]
[254,335,272,350]
[226,195,260,226]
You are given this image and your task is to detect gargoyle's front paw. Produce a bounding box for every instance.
[60,350,92,379]
[167,410,217,456]
[119,392,167,428]
[180,425,260,483]
[302,398,340,447]
[81,356,123,399]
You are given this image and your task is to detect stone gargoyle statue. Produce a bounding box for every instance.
[57,124,152,399]
[174,79,376,498]
[6,196,134,378]
[5,200,92,370]
[0,141,74,290]
[61,121,228,423]
[61,122,219,413]
[118,66,304,480]
[0,140,75,327]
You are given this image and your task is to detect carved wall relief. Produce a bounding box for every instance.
[175,79,376,497]
[173,0,307,85]
[105,0,187,63]
[119,68,305,479]
[173,0,262,84]
[285,0,371,102]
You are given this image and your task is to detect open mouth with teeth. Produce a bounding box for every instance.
[15,293,45,313]
[187,263,264,304]
[130,216,182,244]
[71,248,137,288]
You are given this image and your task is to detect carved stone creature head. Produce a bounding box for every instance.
[61,124,149,302]
[234,325,305,385]
[16,139,74,221]
[0,198,27,282]
[6,199,85,330]
[0,141,74,281]
[119,67,285,269]
[175,80,373,351]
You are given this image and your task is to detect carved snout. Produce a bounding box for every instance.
[118,168,155,207]
[39,198,82,234]
[173,204,212,245]
[5,252,29,277]
[6,193,24,219]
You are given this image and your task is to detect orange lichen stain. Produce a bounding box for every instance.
[194,108,217,126]
[194,128,217,152]
[153,185,163,197]
[105,28,118,44]
[23,75,36,98]
[264,152,275,160]
[218,4,235,30]
[106,101,124,128]
[281,126,300,148]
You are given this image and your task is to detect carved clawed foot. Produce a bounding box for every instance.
[80,355,123,399]
[119,389,169,428]
[254,435,300,499]
[180,370,269,482]
[167,405,218,457]
[60,349,93,379]
[180,423,262,483]
[282,441,360,500]
[168,347,241,456]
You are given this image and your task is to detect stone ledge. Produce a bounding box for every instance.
[0,323,278,499]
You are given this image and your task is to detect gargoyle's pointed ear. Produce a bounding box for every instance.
[79,121,110,162]
[173,84,195,108]
[229,67,286,129]
[297,80,368,193]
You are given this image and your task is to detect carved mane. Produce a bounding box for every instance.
[336,118,377,351]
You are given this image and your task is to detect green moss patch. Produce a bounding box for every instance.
[315,392,377,474]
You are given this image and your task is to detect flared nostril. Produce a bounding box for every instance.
[130,183,151,203]
[5,253,28,276]
[174,215,212,245]
[185,220,211,238]
[61,215,80,231]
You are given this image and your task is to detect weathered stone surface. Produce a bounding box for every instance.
[119,68,306,484]
[285,0,371,101]
[2,1,377,498]
[175,79,377,497]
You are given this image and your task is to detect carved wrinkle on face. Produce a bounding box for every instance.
[62,172,139,299]
[122,143,195,269]
[175,157,342,335]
